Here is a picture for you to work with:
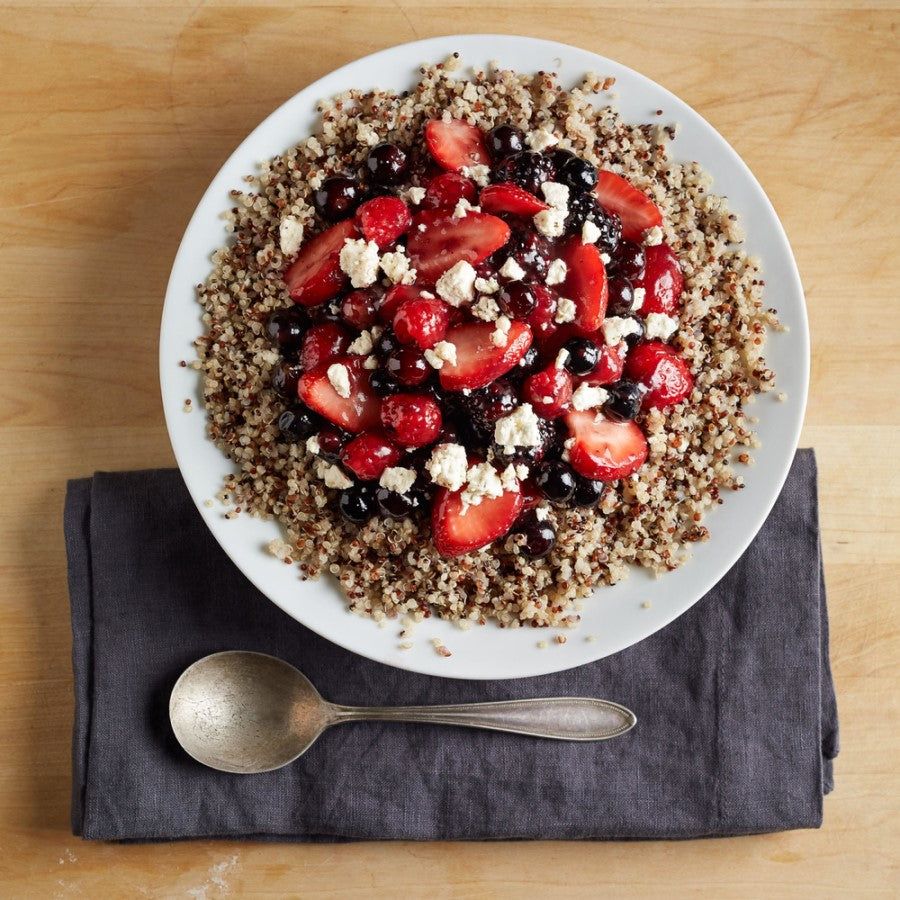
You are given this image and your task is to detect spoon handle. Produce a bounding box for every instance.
[328,697,636,741]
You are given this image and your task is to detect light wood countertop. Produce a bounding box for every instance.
[1,2,897,895]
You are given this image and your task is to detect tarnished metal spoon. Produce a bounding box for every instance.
[169,651,636,774]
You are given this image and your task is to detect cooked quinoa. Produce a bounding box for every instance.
[193,57,777,629]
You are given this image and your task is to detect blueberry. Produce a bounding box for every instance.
[497,281,538,319]
[559,156,598,194]
[606,276,635,317]
[610,240,645,280]
[562,338,600,376]
[366,142,409,185]
[315,427,347,462]
[514,509,557,559]
[339,484,375,524]
[507,345,541,383]
[368,368,401,397]
[313,176,362,221]
[488,124,525,160]
[375,486,417,519]
[266,308,309,354]
[573,476,606,508]
[271,361,303,399]
[535,461,576,503]
[277,406,320,442]
[550,148,577,169]
[605,379,643,420]
[375,328,400,357]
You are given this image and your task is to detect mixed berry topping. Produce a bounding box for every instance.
[266,120,694,558]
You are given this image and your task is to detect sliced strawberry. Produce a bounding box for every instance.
[285,218,357,307]
[299,321,350,371]
[421,172,477,211]
[523,362,573,419]
[438,321,533,391]
[377,284,428,325]
[432,481,524,557]
[624,341,694,409]
[393,296,451,349]
[339,431,402,480]
[406,210,511,284]
[425,118,491,173]
[564,411,648,481]
[478,182,549,217]
[556,236,608,333]
[594,171,663,242]
[296,356,381,433]
[355,196,412,248]
[580,341,626,385]
[632,243,684,316]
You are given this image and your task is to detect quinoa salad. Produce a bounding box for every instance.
[191,55,779,632]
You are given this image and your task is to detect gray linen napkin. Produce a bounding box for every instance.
[64,449,837,842]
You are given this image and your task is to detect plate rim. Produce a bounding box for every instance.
[159,33,809,680]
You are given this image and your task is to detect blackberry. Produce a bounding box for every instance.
[492,150,556,195]
[459,380,518,428]
[566,194,622,254]
[491,417,554,467]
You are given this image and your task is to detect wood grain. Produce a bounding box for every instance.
[1,2,898,896]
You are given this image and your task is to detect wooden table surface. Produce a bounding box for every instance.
[2,1,898,896]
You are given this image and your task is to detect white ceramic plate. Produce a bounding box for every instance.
[160,34,808,680]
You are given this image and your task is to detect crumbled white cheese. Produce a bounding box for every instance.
[533,207,567,238]
[494,404,543,453]
[315,460,353,490]
[452,198,480,219]
[347,330,375,356]
[601,316,642,346]
[515,463,529,480]
[581,220,601,245]
[400,185,426,206]
[460,462,504,510]
[435,260,477,307]
[571,383,609,411]
[339,238,380,288]
[526,128,559,151]
[498,257,526,281]
[278,216,305,256]
[554,296,576,324]
[425,443,468,492]
[362,355,379,370]
[490,315,512,348]
[644,312,679,341]
[356,121,380,146]
[306,435,321,456]
[474,276,499,294]
[471,295,501,322]
[379,466,417,495]
[555,348,570,369]
[326,363,352,398]
[500,464,520,493]
[423,340,457,370]
[461,164,491,187]
[417,222,427,232]
[535,506,549,522]
[545,258,567,286]
[540,181,570,209]
[643,225,664,246]
[631,287,646,312]
[380,248,417,285]
[600,252,611,265]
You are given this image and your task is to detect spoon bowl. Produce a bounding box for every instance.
[170,650,637,774]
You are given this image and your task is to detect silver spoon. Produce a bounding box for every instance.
[169,651,636,774]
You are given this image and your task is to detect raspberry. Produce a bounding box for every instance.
[523,362,574,418]
[393,297,451,349]
[380,394,443,447]
[339,431,403,480]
